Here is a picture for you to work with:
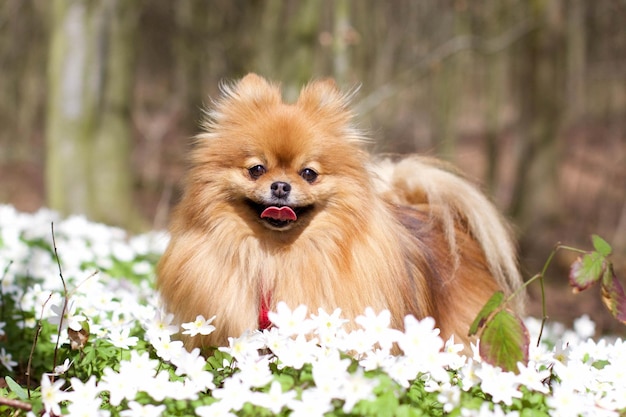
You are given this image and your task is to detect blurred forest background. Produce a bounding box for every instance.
[1,0,625,332]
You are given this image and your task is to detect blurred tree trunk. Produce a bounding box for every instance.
[483,4,507,196]
[255,0,283,78]
[175,1,209,128]
[46,0,140,229]
[332,0,351,86]
[275,0,321,100]
[509,0,565,231]
[565,0,586,121]
[432,5,470,161]
[0,1,47,163]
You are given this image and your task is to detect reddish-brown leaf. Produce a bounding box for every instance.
[569,252,605,293]
[601,265,626,324]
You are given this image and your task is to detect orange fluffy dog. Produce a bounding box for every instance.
[157,73,524,350]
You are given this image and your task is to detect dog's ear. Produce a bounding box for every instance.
[219,73,282,107]
[297,78,349,114]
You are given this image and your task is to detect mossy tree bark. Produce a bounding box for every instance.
[46,0,140,229]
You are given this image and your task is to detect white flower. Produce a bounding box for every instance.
[437,382,461,413]
[547,383,595,417]
[144,309,179,341]
[237,355,274,388]
[107,326,139,349]
[48,299,86,332]
[442,335,466,369]
[142,370,173,402]
[458,358,481,391]
[172,348,215,391]
[119,351,158,380]
[151,336,185,362]
[551,358,594,392]
[212,376,252,412]
[359,348,394,372]
[273,334,319,370]
[0,321,6,336]
[355,307,401,350]
[181,314,216,337]
[52,358,73,376]
[267,302,312,336]
[220,331,264,362]
[0,347,18,372]
[250,381,296,414]
[341,329,375,355]
[340,368,378,413]
[65,398,108,417]
[40,375,66,416]
[476,363,522,406]
[312,349,351,397]
[573,314,596,340]
[131,260,152,275]
[310,307,348,346]
[553,341,571,365]
[516,361,550,393]
[397,315,443,357]
[66,376,99,407]
[287,389,334,417]
[195,401,237,417]
[120,402,166,417]
[99,367,138,406]
[355,308,401,351]
[384,356,422,388]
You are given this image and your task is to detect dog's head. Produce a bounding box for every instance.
[187,73,371,234]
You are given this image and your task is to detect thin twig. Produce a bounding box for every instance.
[50,222,69,379]
[26,292,52,398]
[0,396,32,411]
[498,242,588,346]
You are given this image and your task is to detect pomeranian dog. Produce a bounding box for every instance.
[157,73,524,350]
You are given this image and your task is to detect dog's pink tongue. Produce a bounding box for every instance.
[261,206,297,221]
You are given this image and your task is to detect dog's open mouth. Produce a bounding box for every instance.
[247,201,313,229]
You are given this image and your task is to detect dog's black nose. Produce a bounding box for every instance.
[271,181,291,199]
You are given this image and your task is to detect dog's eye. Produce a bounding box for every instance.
[300,168,318,183]
[248,165,266,179]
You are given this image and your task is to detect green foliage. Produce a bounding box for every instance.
[478,311,529,373]
[568,235,626,324]
[468,291,504,337]
[5,376,28,400]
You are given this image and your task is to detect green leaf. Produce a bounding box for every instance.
[396,404,425,417]
[5,376,29,400]
[592,234,612,257]
[600,264,626,324]
[352,388,399,417]
[479,310,529,373]
[569,252,605,292]
[274,373,295,391]
[469,291,504,336]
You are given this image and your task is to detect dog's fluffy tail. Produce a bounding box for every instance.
[372,155,524,314]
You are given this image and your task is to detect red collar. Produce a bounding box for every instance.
[258,289,272,330]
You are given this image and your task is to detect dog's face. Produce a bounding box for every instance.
[188,74,370,234]
[239,148,321,231]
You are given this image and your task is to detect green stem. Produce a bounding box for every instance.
[500,242,587,346]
